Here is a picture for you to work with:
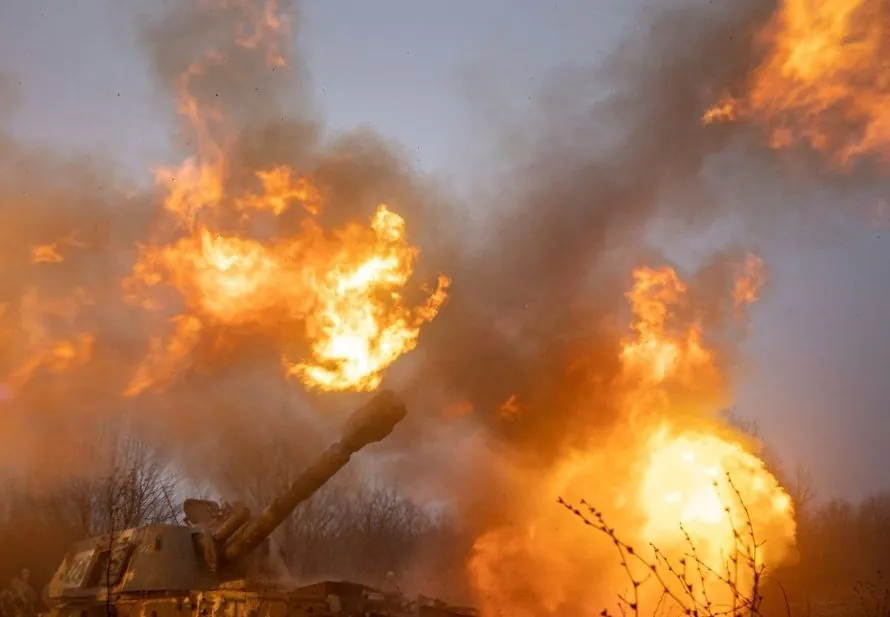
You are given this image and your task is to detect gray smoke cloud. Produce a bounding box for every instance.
[381,0,782,483]
[0,0,777,531]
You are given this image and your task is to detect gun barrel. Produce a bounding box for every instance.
[222,390,407,563]
[213,503,251,544]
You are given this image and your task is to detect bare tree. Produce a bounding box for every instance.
[0,419,180,612]
[87,431,181,535]
[211,422,457,593]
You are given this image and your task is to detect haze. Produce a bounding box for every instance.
[1,0,888,502]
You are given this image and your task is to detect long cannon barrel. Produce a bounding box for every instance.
[222,390,408,563]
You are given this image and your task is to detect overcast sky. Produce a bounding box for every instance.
[1,0,888,502]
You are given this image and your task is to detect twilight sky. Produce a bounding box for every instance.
[1,0,888,502]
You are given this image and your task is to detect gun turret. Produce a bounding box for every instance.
[43,391,408,605]
[40,389,472,615]
[221,389,407,563]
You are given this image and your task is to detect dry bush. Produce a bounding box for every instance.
[560,474,782,617]
[854,573,890,617]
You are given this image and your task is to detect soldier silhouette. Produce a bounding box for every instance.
[7,569,35,617]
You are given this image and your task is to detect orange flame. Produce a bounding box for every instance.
[123,0,448,396]
[1,289,95,397]
[30,231,90,264]
[31,244,64,264]
[733,252,767,309]
[704,0,890,166]
[126,170,449,395]
[638,428,794,609]
[468,259,795,616]
[284,207,450,391]
[443,400,474,420]
[5,335,95,394]
[620,266,713,386]
[498,394,520,419]
[230,0,291,68]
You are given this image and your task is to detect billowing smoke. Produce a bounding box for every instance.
[0,0,448,483]
[0,0,875,613]
[386,0,781,515]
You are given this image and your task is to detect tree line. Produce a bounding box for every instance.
[2,412,887,617]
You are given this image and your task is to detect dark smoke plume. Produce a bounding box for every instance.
[0,0,779,533]
[0,0,445,488]
[383,0,780,487]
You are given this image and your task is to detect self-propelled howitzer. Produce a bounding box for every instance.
[40,390,421,617]
[222,388,408,566]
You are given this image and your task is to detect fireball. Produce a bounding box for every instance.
[120,0,448,396]
[0,287,95,397]
[2,0,448,400]
[469,259,796,617]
